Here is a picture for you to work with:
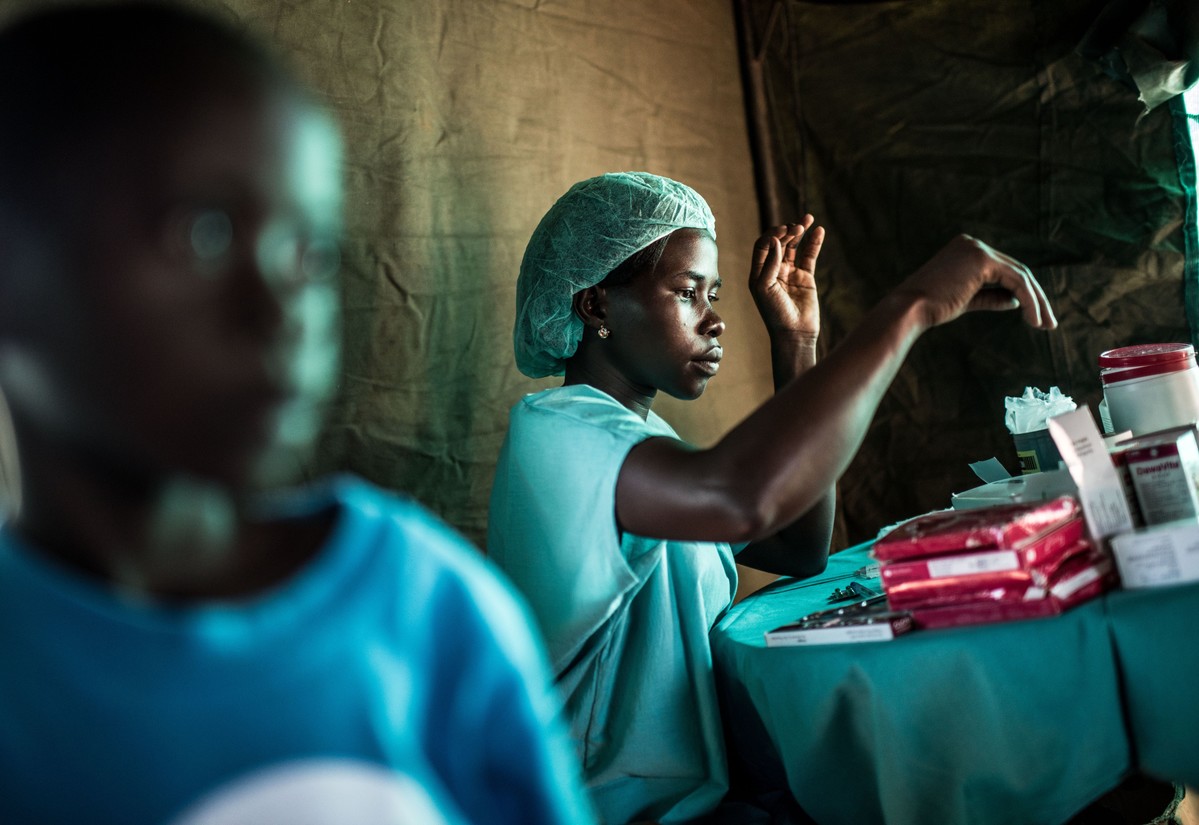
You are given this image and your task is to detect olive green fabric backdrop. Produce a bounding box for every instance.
[0,0,782,594]
[743,0,1191,543]
[1,0,1190,577]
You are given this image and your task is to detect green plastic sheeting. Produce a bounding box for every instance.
[743,0,1191,544]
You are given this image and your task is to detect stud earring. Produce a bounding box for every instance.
[598,324,610,339]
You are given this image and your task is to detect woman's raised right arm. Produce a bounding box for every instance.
[614,234,1056,551]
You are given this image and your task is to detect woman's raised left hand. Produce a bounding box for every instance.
[748,216,825,343]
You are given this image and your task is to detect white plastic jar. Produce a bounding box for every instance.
[1099,344,1199,435]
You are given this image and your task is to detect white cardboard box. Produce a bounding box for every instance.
[1048,408,1135,541]
[765,612,914,646]
[1109,519,1199,588]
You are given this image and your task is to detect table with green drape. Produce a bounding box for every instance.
[1106,581,1199,790]
[713,541,1133,825]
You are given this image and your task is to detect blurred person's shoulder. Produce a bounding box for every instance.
[291,475,546,659]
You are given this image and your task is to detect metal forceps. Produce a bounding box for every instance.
[827,579,881,603]
[765,562,881,597]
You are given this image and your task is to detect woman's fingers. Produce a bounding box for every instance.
[752,217,823,289]
[966,285,1020,314]
[782,225,801,266]
[781,217,817,268]
[750,234,783,288]
[795,224,825,275]
[751,224,794,284]
[903,235,1058,332]
[962,238,1056,330]
[990,247,1056,329]
[980,244,1055,330]
[750,232,776,281]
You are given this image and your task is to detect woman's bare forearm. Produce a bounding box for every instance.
[712,291,926,538]
[618,292,926,543]
[615,235,1056,544]
[735,329,836,574]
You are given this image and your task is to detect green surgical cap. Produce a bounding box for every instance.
[514,171,716,378]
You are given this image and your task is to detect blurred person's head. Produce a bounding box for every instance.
[0,2,343,493]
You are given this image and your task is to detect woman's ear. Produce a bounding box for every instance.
[571,286,608,332]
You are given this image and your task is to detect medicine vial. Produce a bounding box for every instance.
[1098,344,1199,436]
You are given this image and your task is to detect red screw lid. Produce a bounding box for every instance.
[1098,343,1195,369]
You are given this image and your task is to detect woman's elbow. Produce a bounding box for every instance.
[720,496,782,544]
[793,551,829,579]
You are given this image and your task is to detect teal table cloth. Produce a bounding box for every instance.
[1106,581,1199,789]
[711,542,1131,825]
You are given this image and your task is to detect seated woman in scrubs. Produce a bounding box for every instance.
[488,172,1057,824]
[0,5,593,824]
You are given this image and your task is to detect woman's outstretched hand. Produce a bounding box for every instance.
[748,216,825,342]
[894,234,1058,331]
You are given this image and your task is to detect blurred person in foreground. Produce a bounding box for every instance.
[0,4,594,824]
[488,172,1057,824]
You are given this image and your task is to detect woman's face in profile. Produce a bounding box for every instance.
[600,228,725,401]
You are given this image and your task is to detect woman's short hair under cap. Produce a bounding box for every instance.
[513,171,716,378]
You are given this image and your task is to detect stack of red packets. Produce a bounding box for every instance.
[873,496,1117,629]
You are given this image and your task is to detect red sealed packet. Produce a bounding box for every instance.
[880,517,1086,590]
[909,549,1115,630]
[885,537,1091,610]
[872,497,1081,562]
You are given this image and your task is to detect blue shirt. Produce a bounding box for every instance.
[488,386,739,824]
[0,476,594,825]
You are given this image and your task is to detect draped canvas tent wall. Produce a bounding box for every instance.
[0,0,1193,570]
[252,0,777,545]
[0,1,778,592]
[739,0,1193,544]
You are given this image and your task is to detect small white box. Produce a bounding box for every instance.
[1109,519,1199,588]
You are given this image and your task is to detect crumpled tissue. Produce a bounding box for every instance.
[1005,386,1077,434]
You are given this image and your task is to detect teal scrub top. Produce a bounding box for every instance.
[488,386,739,824]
